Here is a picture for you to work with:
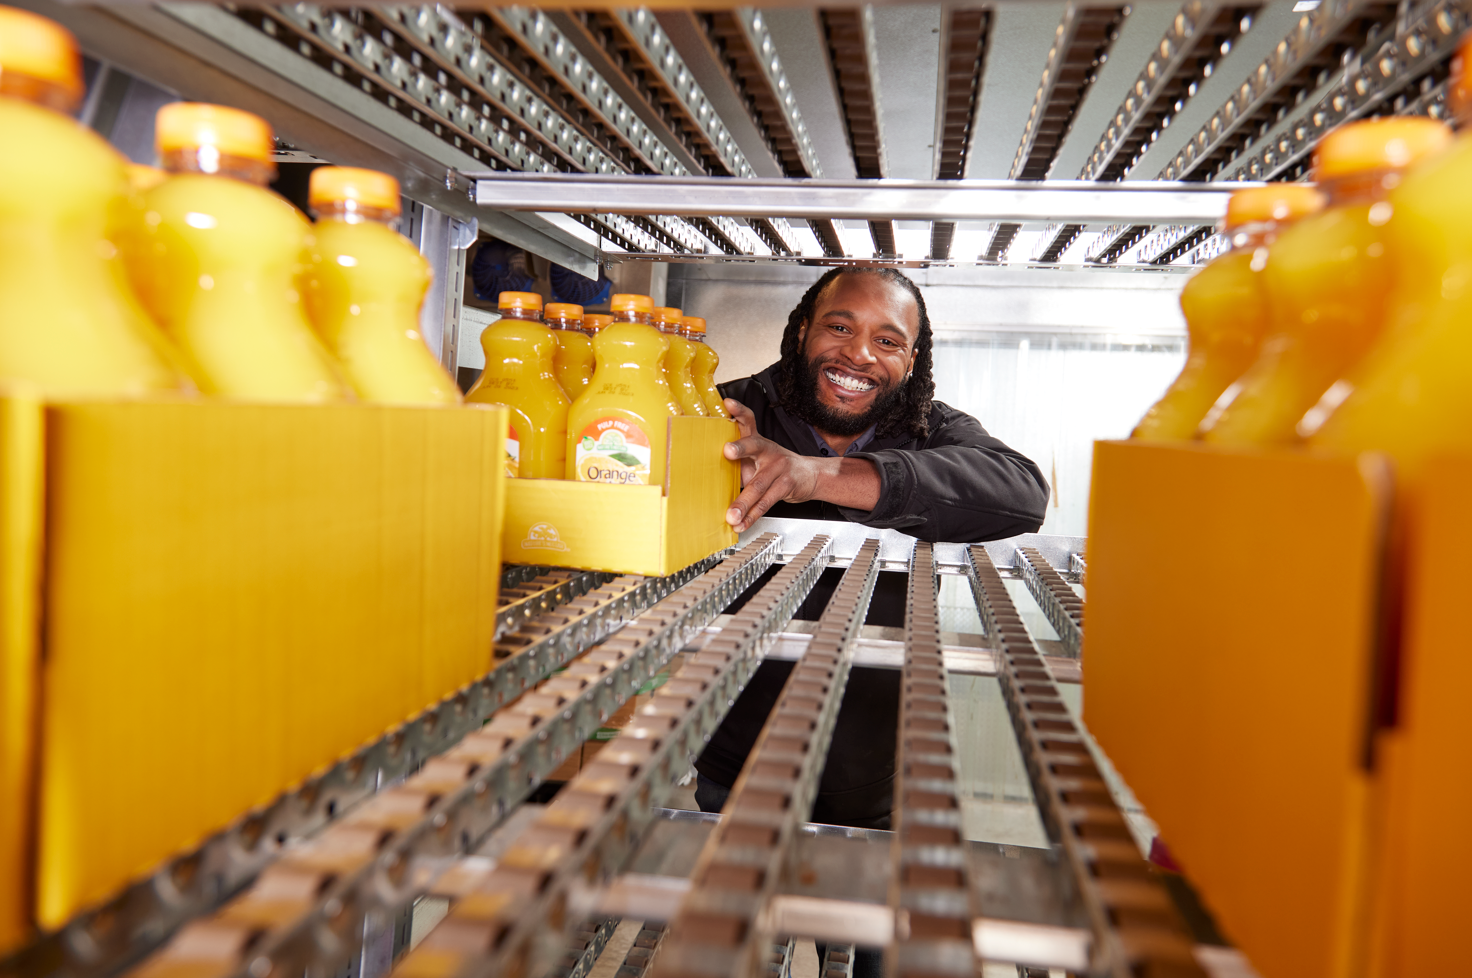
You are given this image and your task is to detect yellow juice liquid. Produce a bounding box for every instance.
[691,339,727,418]
[0,97,184,394]
[567,322,673,485]
[466,317,568,478]
[303,217,461,405]
[550,326,595,397]
[125,174,350,402]
[1203,200,1391,446]
[1134,247,1270,441]
[1313,137,1472,473]
[664,332,708,417]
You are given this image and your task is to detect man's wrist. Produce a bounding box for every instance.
[810,455,880,512]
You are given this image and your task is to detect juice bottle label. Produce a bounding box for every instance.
[506,424,520,478]
[575,418,651,484]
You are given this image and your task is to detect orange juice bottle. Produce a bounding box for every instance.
[683,316,729,418]
[566,293,675,485]
[302,167,460,405]
[1133,185,1324,441]
[124,103,351,402]
[0,8,185,395]
[1201,118,1451,446]
[1313,42,1472,472]
[546,302,594,397]
[584,313,613,334]
[466,291,567,478]
[655,305,707,417]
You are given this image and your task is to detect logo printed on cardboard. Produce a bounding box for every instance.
[522,521,569,551]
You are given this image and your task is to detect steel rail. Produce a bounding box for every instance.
[395,536,836,978]
[885,542,981,978]
[2,553,726,978]
[655,540,881,978]
[1014,548,1084,658]
[967,547,1204,978]
[470,174,1250,224]
[1221,0,1468,182]
[125,537,780,978]
[1159,0,1400,181]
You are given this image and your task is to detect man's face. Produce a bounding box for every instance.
[792,273,920,437]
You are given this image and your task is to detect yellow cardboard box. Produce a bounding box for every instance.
[0,395,506,945]
[1084,439,1388,978]
[503,416,740,576]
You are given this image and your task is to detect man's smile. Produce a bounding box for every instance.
[822,365,877,397]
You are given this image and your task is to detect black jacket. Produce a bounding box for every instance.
[694,364,1049,828]
[719,364,1050,542]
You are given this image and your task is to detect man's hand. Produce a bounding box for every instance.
[722,400,821,531]
[721,399,882,532]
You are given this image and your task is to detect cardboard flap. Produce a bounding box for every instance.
[1084,439,1389,978]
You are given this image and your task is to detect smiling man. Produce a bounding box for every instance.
[719,266,1050,542]
[694,267,1050,833]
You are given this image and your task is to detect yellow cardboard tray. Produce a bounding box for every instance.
[1084,439,1388,978]
[0,395,506,940]
[502,415,740,576]
[1368,456,1472,976]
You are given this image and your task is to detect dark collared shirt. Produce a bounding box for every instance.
[806,423,876,457]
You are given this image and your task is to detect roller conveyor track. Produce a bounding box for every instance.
[967,547,1204,978]
[886,543,981,978]
[391,536,835,978]
[0,548,744,978]
[121,536,784,978]
[1015,547,1084,658]
[654,540,879,978]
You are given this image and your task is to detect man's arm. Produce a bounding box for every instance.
[846,409,1049,542]
[721,400,1050,542]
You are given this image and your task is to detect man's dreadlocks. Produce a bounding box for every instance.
[773,267,936,440]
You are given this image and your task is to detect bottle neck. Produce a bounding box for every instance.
[1320,170,1400,207]
[0,70,77,114]
[315,202,399,227]
[1226,223,1278,251]
[500,308,544,323]
[548,320,583,332]
[161,146,274,186]
[614,311,651,325]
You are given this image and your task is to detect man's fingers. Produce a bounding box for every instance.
[722,435,769,461]
[727,472,793,531]
[725,399,757,439]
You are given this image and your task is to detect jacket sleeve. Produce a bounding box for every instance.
[839,412,1051,543]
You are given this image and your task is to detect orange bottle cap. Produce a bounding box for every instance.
[1313,117,1452,182]
[1453,32,1472,120]
[653,306,683,325]
[610,294,654,314]
[0,7,83,108]
[584,314,614,332]
[498,291,543,314]
[546,302,584,319]
[309,166,401,215]
[681,316,706,335]
[156,103,274,163]
[1223,184,1325,229]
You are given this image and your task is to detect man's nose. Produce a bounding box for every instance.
[841,331,878,365]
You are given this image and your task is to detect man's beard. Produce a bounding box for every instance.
[786,355,906,437]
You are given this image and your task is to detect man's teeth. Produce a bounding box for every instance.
[825,369,874,392]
